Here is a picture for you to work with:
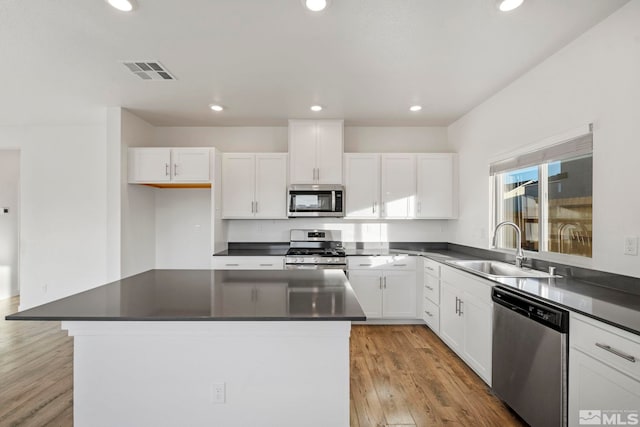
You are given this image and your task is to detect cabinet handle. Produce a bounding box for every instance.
[173,163,178,176]
[417,201,421,213]
[392,264,407,267]
[425,285,434,291]
[595,343,637,363]
[359,263,372,267]
[425,311,432,317]
[255,201,258,213]
[455,297,459,315]
[250,201,254,213]
[379,277,382,290]
[317,168,320,181]
[458,300,463,316]
[225,263,239,267]
[165,163,170,176]
[382,202,386,214]
[259,263,273,267]
[383,277,387,289]
[372,202,375,214]
[426,266,435,272]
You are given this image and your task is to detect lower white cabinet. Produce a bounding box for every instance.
[348,256,417,319]
[439,266,493,385]
[212,256,285,270]
[422,258,441,334]
[221,283,287,316]
[569,313,640,427]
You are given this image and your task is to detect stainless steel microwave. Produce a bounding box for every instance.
[287,184,344,217]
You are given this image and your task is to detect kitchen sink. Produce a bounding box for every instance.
[444,259,558,279]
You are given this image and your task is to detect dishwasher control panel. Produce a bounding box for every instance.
[493,286,569,332]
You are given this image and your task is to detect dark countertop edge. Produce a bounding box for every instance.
[5,315,367,322]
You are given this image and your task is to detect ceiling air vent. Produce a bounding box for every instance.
[122,61,176,80]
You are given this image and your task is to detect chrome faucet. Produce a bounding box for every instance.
[492,221,527,268]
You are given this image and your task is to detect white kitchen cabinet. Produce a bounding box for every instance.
[289,120,343,184]
[128,148,210,184]
[222,153,287,219]
[422,257,442,334]
[440,266,493,385]
[347,256,417,319]
[416,154,457,219]
[344,154,381,219]
[381,154,416,219]
[568,313,640,427]
[212,256,285,270]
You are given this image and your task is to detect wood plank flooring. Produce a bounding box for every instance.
[1,296,524,427]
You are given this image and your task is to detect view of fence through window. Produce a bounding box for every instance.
[493,143,593,258]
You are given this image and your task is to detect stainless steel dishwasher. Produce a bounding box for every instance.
[492,285,569,427]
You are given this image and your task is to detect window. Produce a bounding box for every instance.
[491,131,593,258]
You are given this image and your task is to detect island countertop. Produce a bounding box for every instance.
[6,269,366,321]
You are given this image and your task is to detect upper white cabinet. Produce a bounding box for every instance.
[128,148,210,184]
[344,154,381,219]
[289,120,343,184]
[222,153,287,219]
[381,154,416,219]
[416,154,457,219]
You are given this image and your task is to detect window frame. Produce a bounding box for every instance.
[489,125,594,266]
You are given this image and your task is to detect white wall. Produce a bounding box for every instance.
[447,0,640,278]
[0,150,20,299]
[155,189,212,269]
[120,109,157,277]
[0,125,109,309]
[227,218,450,243]
[345,127,449,153]
[154,127,288,152]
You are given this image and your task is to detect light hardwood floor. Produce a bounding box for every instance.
[1,296,524,427]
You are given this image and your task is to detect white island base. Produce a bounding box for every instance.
[62,321,351,427]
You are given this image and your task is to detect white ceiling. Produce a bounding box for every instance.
[0,0,630,127]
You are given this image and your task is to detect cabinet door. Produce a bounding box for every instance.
[222,154,255,218]
[462,293,492,384]
[569,349,640,427]
[440,281,464,352]
[348,270,383,318]
[381,154,416,219]
[416,154,456,218]
[288,121,317,184]
[316,120,343,184]
[129,148,171,182]
[171,148,210,182]
[382,270,417,319]
[255,154,287,219]
[344,154,380,218]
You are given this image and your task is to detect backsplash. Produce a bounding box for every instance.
[226,218,453,243]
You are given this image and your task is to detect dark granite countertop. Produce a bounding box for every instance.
[6,270,366,322]
[394,247,640,336]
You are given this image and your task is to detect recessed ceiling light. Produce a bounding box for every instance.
[304,0,329,12]
[106,0,136,12]
[209,104,224,112]
[310,105,323,112]
[497,0,524,12]
[410,105,422,112]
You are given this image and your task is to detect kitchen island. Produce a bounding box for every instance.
[6,269,365,427]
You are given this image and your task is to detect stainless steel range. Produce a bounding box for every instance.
[285,229,346,270]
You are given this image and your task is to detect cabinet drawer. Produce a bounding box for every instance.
[348,255,416,270]
[571,313,640,380]
[213,256,284,270]
[441,265,492,304]
[423,258,440,277]
[424,273,440,304]
[423,297,440,334]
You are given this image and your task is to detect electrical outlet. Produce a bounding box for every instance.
[624,236,638,256]
[211,382,225,404]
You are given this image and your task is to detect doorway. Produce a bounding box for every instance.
[0,149,20,300]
